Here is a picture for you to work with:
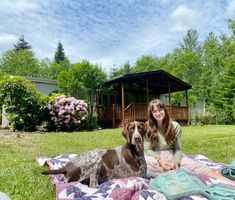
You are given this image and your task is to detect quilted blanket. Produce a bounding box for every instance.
[37,154,235,200]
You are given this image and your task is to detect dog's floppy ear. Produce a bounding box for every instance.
[141,121,147,132]
[146,125,158,144]
[138,122,147,139]
[146,128,151,140]
[144,122,152,141]
[122,122,131,143]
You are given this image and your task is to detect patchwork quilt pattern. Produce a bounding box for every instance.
[37,154,235,200]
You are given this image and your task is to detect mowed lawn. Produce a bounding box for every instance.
[0,125,234,200]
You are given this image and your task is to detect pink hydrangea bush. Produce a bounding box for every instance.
[47,95,88,131]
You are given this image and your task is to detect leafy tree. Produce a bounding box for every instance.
[158,30,202,106]
[167,50,202,106]
[0,49,40,77]
[54,41,66,63]
[167,29,202,105]
[49,59,71,79]
[133,54,172,74]
[180,29,200,53]
[37,58,52,78]
[228,19,235,35]
[0,75,46,131]
[133,55,159,72]
[57,60,106,119]
[110,61,133,78]
[49,42,70,79]
[0,35,41,77]
[199,32,223,103]
[14,35,32,51]
[209,20,235,124]
[211,61,235,124]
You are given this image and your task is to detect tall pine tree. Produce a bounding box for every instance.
[54,41,66,63]
[0,35,40,77]
[210,20,235,124]
[14,35,32,51]
[180,29,200,53]
[50,41,70,79]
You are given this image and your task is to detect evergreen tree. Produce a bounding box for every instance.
[133,55,159,72]
[199,32,223,103]
[110,61,133,78]
[180,29,200,53]
[50,59,70,79]
[212,62,235,124]
[0,49,40,77]
[54,41,66,63]
[14,35,32,51]
[123,61,132,74]
[210,20,235,124]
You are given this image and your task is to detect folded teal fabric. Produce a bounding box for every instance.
[231,160,235,169]
[206,184,235,200]
[221,159,235,180]
[148,169,208,199]
[149,168,235,200]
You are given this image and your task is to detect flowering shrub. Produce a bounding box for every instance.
[47,95,88,131]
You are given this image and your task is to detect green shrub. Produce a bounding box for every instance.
[194,112,215,125]
[79,113,98,131]
[0,75,46,131]
[214,111,234,125]
[206,105,235,125]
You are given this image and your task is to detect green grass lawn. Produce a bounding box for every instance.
[0,125,234,200]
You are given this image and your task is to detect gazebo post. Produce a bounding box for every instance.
[96,92,99,119]
[185,90,189,126]
[146,80,149,103]
[121,83,125,126]
[168,82,172,117]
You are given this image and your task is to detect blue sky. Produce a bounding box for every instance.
[0,0,234,73]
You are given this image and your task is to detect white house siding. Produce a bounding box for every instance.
[25,77,58,95]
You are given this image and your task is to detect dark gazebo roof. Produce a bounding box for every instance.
[105,70,192,95]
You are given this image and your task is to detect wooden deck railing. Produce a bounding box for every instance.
[167,105,189,121]
[124,103,148,123]
[102,104,122,126]
[102,103,189,127]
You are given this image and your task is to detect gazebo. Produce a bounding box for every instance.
[97,70,192,127]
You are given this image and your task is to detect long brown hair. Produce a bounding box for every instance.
[147,99,175,144]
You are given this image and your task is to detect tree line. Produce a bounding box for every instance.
[0,20,234,124]
[111,21,235,124]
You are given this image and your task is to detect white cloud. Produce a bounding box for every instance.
[0,0,232,72]
[227,0,235,14]
[0,0,40,14]
[170,5,200,32]
[0,34,17,44]
[159,0,172,6]
[0,34,18,53]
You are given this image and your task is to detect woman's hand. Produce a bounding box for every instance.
[157,158,181,171]
[158,159,176,171]
[172,162,181,169]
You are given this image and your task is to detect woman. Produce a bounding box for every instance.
[144,99,235,184]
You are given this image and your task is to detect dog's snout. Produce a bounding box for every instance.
[134,136,141,143]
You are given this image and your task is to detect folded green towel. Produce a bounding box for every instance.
[206,184,235,200]
[149,168,235,200]
[221,159,235,180]
[231,160,235,170]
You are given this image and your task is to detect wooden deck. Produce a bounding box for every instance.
[102,103,189,127]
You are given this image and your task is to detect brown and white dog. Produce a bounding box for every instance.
[41,121,147,187]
